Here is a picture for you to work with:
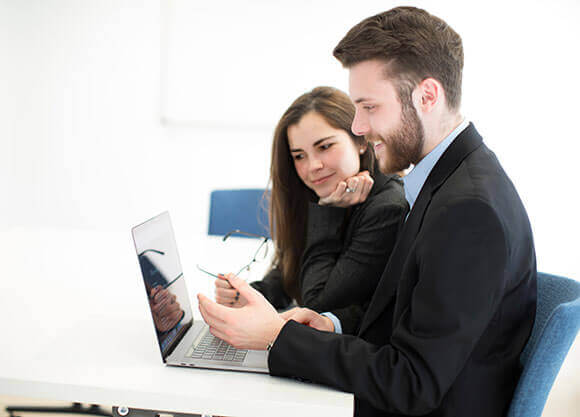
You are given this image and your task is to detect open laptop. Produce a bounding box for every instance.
[131,211,269,373]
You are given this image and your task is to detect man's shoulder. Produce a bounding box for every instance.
[428,143,531,241]
[435,143,514,207]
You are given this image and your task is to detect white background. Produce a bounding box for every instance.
[1,0,579,280]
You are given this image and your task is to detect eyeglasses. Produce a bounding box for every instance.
[138,248,183,289]
[197,229,270,280]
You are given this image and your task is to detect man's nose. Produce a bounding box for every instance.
[351,110,369,136]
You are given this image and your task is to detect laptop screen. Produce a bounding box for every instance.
[132,211,194,359]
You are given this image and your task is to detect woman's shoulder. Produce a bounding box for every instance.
[366,171,407,209]
[347,171,408,232]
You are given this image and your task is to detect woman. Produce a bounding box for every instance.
[215,87,407,322]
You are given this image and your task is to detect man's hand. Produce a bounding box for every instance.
[214,273,248,308]
[318,170,374,207]
[198,273,285,350]
[280,307,335,332]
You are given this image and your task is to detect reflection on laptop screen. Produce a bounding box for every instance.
[132,212,194,359]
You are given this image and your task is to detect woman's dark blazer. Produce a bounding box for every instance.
[251,171,408,331]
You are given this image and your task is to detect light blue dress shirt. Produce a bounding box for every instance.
[403,118,469,211]
[324,118,470,334]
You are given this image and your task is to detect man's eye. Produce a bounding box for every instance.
[364,105,376,111]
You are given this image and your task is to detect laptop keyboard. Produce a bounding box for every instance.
[187,331,248,362]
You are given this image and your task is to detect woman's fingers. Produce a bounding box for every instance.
[215,277,233,289]
[215,287,239,299]
[356,173,374,203]
[345,176,359,193]
[318,172,374,207]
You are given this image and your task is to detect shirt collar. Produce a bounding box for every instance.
[403,118,469,209]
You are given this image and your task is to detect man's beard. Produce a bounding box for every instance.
[371,102,425,174]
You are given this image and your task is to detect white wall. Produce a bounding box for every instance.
[0,0,272,240]
[1,0,166,229]
[1,0,579,279]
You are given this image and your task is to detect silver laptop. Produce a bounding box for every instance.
[131,211,268,373]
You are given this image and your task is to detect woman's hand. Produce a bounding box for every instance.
[215,272,248,308]
[318,170,374,208]
[149,286,184,332]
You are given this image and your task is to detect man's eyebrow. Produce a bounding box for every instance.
[354,97,372,104]
[290,135,335,152]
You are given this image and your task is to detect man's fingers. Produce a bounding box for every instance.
[280,307,300,320]
[198,293,228,326]
[292,309,313,325]
[310,315,335,332]
[284,307,319,325]
[208,326,230,345]
[199,300,226,329]
[282,308,333,332]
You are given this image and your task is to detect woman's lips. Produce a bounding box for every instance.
[311,174,334,185]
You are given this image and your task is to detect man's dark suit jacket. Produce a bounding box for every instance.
[268,124,537,417]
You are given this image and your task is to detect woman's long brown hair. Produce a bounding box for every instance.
[268,86,374,304]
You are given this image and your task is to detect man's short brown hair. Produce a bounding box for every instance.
[333,6,464,110]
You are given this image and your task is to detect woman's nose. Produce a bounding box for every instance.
[309,156,323,171]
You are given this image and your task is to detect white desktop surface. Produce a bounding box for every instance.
[0,227,353,417]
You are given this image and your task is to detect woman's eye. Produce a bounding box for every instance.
[320,143,333,150]
[293,154,304,161]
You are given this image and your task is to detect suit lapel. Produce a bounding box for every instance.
[358,123,484,336]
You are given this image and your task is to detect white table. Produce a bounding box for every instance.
[0,227,353,417]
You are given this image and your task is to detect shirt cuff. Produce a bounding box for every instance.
[321,312,342,334]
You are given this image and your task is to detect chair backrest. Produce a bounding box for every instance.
[507,272,580,417]
[208,189,270,238]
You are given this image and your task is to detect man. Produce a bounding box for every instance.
[198,7,537,417]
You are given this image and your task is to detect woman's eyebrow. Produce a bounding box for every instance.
[313,135,336,146]
[290,135,335,153]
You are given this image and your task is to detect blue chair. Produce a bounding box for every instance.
[507,272,580,417]
[208,189,270,238]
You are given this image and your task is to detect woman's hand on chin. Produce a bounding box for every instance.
[318,171,374,208]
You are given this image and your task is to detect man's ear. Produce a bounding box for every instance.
[414,77,444,113]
